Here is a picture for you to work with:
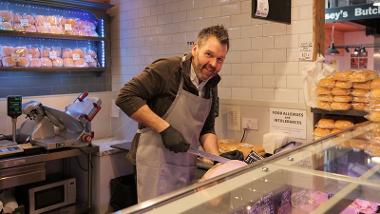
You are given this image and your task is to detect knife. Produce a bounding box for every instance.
[187,146,230,164]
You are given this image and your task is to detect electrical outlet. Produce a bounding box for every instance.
[227,107,241,131]
[242,118,258,130]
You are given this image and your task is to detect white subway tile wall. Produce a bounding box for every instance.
[110,0,313,103]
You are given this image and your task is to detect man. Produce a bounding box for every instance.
[116,25,243,203]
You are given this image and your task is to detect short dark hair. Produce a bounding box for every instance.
[196,25,229,51]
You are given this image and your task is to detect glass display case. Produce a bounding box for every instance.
[0,0,112,97]
[118,121,380,214]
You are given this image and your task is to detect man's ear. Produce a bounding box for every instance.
[191,43,198,55]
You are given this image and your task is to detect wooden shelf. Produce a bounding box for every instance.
[311,108,367,117]
[0,30,104,41]
[0,67,106,73]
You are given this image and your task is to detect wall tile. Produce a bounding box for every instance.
[263,23,287,36]
[251,88,274,101]
[231,38,252,51]
[251,36,274,49]
[231,63,252,75]
[252,63,274,75]
[240,76,262,88]
[263,49,286,62]
[230,13,251,27]
[231,88,251,100]
[241,50,262,63]
[287,76,304,89]
[219,87,232,98]
[275,62,299,75]
[221,3,241,16]
[274,89,299,102]
[263,76,287,88]
[275,35,299,48]
[241,25,262,38]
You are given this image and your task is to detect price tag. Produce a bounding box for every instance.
[64,24,72,31]
[49,51,57,59]
[20,18,29,27]
[255,0,269,18]
[72,53,80,61]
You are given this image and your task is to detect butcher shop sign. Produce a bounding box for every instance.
[269,108,306,139]
[325,4,380,22]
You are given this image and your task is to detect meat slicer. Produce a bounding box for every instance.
[18,92,101,150]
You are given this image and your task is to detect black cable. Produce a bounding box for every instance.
[240,128,247,142]
[75,156,88,172]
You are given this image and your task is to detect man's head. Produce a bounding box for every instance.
[192,25,229,82]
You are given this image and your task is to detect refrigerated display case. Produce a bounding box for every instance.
[117,121,380,213]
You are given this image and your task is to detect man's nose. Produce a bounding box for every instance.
[209,58,217,67]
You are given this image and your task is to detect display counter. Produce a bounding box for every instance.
[116,121,380,213]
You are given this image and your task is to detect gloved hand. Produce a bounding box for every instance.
[220,150,244,161]
[160,125,190,153]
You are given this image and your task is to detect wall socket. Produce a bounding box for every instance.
[227,107,241,131]
[242,117,258,130]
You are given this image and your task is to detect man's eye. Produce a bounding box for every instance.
[217,58,224,63]
[205,52,212,57]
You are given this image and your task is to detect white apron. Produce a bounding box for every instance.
[136,64,212,202]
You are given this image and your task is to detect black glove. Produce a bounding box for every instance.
[160,125,190,153]
[220,150,244,161]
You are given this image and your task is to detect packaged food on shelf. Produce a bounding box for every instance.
[28,47,41,58]
[0,46,14,57]
[317,87,331,95]
[371,78,380,89]
[29,58,42,67]
[62,48,73,58]
[63,57,74,67]
[13,13,36,32]
[334,120,354,129]
[316,118,335,129]
[352,102,368,111]
[317,94,333,102]
[317,101,331,110]
[352,96,369,103]
[17,57,30,67]
[0,10,13,30]
[74,58,88,67]
[2,56,16,67]
[40,57,52,67]
[52,57,63,67]
[314,127,331,139]
[333,95,352,103]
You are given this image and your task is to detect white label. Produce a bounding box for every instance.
[64,24,72,31]
[72,53,80,61]
[20,18,29,27]
[49,51,57,59]
[269,108,306,139]
[255,0,269,18]
[299,42,313,61]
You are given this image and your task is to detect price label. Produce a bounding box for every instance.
[64,24,72,31]
[49,51,57,59]
[72,53,80,61]
[20,18,29,27]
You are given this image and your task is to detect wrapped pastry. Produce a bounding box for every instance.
[317,101,331,110]
[350,70,378,82]
[351,89,369,97]
[28,47,40,58]
[2,57,16,67]
[316,119,335,129]
[333,70,353,81]
[63,58,74,67]
[36,25,50,33]
[348,139,367,150]
[317,95,333,102]
[1,46,14,57]
[331,102,351,111]
[333,95,352,102]
[330,128,342,135]
[62,48,73,58]
[17,57,30,67]
[25,25,37,33]
[72,48,85,58]
[52,57,64,67]
[34,15,46,26]
[335,81,352,89]
[317,87,331,95]
[74,58,88,67]
[40,57,52,67]
[29,58,41,67]
[331,88,350,96]
[334,120,354,130]
[353,81,371,90]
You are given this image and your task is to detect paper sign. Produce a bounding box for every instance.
[255,0,269,18]
[270,108,306,139]
[299,42,313,61]
[64,24,72,31]
[72,53,80,61]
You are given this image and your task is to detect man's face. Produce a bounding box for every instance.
[191,36,228,82]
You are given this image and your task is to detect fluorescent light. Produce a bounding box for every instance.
[374,0,380,6]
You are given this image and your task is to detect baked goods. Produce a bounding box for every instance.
[317,101,331,110]
[63,58,74,67]
[317,95,333,102]
[334,120,354,129]
[52,58,64,67]
[348,139,367,150]
[29,58,41,67]
[350,70,378,82]
[333,95,352,102]
[314,127,331,138]
[353,81,371,90]
[2,57,16,67]
[352,96,368,103]
[331,102,351,110]
[367,111,380,122]
[40,57,52,67]
[331,88,350,96]
[352,102,368,111]
[316,119,335,129]
[17,57,30,67]
[369,89,380,98]
[317,87,330,95]
[218,140,265,158]
[371,78,380,89]
[335,81,352,89]
[351,89,369,97]
[318,77,335,88]
[330,128,342,134]
[333,70,353,81]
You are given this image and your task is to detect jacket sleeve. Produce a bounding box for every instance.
[115,61,168,116]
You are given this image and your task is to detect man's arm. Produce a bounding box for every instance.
[200,133,220,155]
[130,104,169,133]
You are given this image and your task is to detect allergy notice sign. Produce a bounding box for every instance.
[269,108,306,139]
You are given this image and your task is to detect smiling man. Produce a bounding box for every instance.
[116,25,243,203]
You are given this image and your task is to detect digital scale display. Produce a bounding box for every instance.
[7,95,22,118]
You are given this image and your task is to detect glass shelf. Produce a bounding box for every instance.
[0,29,105,41]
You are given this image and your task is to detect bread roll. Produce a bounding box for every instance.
[367,143,380,157]
[317,87,331,95]
[353,81,371,90]
[40,57,52,67]
[52,57,63,67]
[370,89,380,98]
[317,95,333,102]
[351,89,369,97]
[314,127,331,137]
[63,58,74,67]
[371,78,380,89]
[316,119,335,129]
[29,58,41,67]
[367,111,380,122]
[331,88,350,96]
[348,139,367,150]
[333,95,352,102]
[2,57,16,67]
[335,81,352,89]
[350,70,378,82]
[352,102,368,111]
[331,128,342,134]
[333,70,353,81]
[318,77,335,88]
[331,102,351,110]
[317,101,331,110]
[17,57,30,67]
[352,96,369,103]
[334,120,354,129]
